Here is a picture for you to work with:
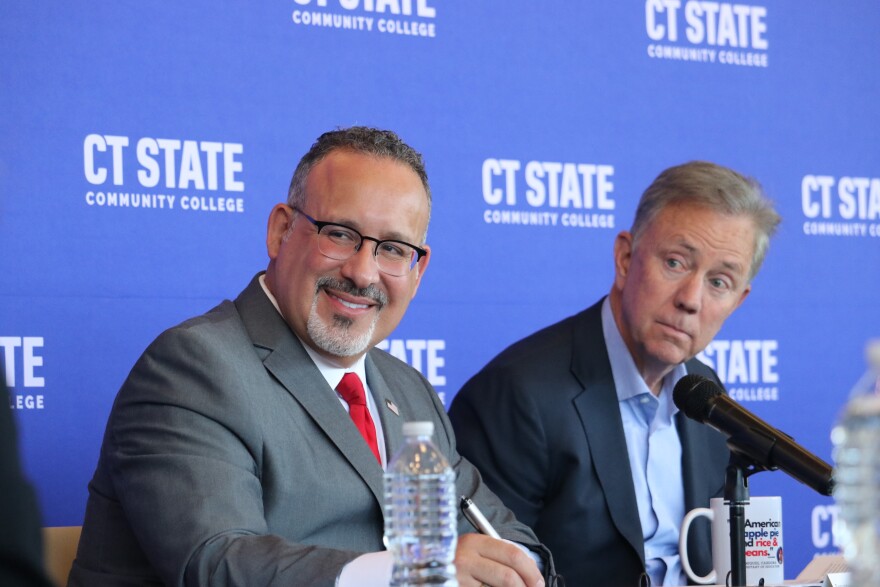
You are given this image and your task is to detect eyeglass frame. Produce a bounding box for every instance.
[291,206,428,275]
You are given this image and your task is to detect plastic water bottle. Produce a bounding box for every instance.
[831,340,880,587]
[384,421,459,586]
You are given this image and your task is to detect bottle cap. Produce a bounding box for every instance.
[402,421,434,437]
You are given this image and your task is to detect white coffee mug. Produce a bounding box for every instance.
[679,496,784,586]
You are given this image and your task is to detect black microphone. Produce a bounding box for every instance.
[673,374,835,496]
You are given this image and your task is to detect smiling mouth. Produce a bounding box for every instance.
[315,276,387,312]
[328,292,371,310]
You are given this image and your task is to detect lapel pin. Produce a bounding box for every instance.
[385,399,400,416]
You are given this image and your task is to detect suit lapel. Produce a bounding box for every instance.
[234,275,385,507]
[678,413,702,511]
[571,302,645,564]
[365,356,404,462]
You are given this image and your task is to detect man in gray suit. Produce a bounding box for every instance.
[69,127,551,587]
[450,161,782,587]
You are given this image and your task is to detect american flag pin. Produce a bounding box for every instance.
[385,399,400,416]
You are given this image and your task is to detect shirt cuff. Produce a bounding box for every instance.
[337,551,393,587]
[335,540,542,586]
[506,538,545,572]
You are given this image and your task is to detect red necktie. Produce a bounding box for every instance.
[336,372,382,465]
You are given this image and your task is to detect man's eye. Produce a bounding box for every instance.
[710,277,731,290]
[378,242,408,259]
[326,228,357,243]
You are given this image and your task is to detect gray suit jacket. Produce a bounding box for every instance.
[449,299,730,587]
[69,274,547,587]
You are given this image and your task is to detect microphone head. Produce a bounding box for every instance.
[673,374,723,422]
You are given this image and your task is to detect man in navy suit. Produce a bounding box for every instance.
[450,161,781,587]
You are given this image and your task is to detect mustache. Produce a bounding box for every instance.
[316,276,388,307]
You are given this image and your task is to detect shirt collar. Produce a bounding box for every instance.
[258,273,368,390]
[601,297,686,415]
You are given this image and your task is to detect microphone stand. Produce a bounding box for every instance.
[723,453,772,587]
[724,463,748,587]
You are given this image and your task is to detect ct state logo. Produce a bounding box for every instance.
[698,339,780,401]
[480,157,617,230]
[801,173,880,238]
[291,0,438,38]
[82,134,247,214]
[645,0,769,67]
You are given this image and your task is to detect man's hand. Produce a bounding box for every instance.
[454,533,545,587]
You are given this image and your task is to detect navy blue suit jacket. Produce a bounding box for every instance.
[449,299,730,587]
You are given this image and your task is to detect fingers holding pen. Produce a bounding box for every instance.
[455,533,545,587]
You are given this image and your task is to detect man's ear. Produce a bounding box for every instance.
[267,204,294,260]
[734,283,751,312]
[612,231,634,290]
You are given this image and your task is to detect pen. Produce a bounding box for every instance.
[460,495,501,539]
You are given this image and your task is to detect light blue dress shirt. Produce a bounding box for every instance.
[601,299,688,587]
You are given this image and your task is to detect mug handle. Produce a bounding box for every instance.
[679,507,717,585]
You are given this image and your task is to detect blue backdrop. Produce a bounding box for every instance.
[2,1,879,579]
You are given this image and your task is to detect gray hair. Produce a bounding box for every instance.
[630,161,781,281]
[287,126,431,242]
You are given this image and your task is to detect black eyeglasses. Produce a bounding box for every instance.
[293,207,427,277]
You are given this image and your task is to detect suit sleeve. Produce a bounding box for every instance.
[103,326,358,587]
[400,364,556,577]
[447,365,553,534]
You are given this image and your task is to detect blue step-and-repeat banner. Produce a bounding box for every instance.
[2,1,879,579]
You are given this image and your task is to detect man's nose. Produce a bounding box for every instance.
[340,241,381,288]
[674,274,703,314]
